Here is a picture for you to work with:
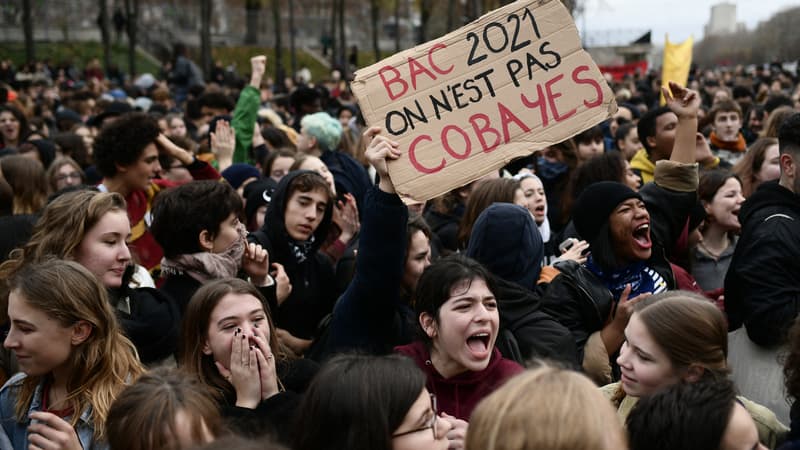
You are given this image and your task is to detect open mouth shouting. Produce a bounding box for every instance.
[632,222,652,250]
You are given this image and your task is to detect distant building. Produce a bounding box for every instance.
[704,2,746,36]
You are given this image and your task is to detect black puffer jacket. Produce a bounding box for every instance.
[466,203,578,367]
[725,180,800,346]
[249,170,337,340]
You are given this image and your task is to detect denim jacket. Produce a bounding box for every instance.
[0,373,102,450]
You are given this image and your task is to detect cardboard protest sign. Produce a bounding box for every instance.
[351,0,617,202]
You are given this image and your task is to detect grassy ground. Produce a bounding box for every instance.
[0,42,403,82]
[0,42,161,76]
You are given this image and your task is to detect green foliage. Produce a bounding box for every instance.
[0,42,161,75]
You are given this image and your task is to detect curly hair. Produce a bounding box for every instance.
[93,112,160,177]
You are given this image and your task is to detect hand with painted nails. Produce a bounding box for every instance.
[250,329,279,400]
[215,328,262,409]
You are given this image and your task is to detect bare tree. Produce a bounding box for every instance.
[446,0,457,31]
[124,0,138,78]
[418,0,433,43]
[22,0,34,63]
[370,0,381,61]
[200,0,212,76]
[338,0,347,76]
[245,0,260,45]
[98,0,112,72]
[289,1,297,77]
[271,0,284,86]
[394,0,400,52]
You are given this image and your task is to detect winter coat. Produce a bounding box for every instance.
[541,160,698,384]
[249,170,337,340]
[464,203,578,367]
[395,341,523,421]
[726,180,800,347]
[319,186,414,358]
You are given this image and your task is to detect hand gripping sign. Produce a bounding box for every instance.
[352,0,617,202]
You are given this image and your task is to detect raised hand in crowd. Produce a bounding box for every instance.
[211,119,235,172]
[332,192,360,243]
[156,132,195,166]
[363,125,401,194]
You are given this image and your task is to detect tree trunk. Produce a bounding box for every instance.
[329,1,337,67]
[394,0,400,53]
[124,0,138,78]
[271,0,284,88]
[338,0,346,77]
[418,0,432,44]
[447,0,456,32]
[98,0,112,71]
[370,0,380,62]
[201,0,212,76]
[22,0,34,63]
[245,0,260,45]
[289,0,297,78]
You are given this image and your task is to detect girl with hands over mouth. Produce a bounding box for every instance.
[179,278,303,444]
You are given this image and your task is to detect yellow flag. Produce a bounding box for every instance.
[660,35,693,105]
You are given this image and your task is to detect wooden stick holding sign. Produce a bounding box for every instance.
[351,0,617,202]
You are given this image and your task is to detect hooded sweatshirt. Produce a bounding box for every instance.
[725,180,800,346]
[465,204,578,367]
[249,170,337,340]
[395,341,523,420]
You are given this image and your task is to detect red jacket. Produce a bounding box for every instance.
[114,159,220,275]
[395,341,523,420]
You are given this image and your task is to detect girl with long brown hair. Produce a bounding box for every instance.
[0,260,144,449]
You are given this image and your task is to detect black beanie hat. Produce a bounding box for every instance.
[573,181,642,243]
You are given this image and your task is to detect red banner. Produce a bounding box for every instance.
[599,61,648,81]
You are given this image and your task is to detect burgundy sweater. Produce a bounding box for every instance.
[395,341,523,420]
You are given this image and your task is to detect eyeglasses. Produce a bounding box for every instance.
[392,393,438,439]
[55,172,82,181]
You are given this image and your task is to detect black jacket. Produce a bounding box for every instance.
[249,171,337,340]
[541,170,696,359]
[465,203,579,367]
[725,181,800,346]
[159,272,202,315]
[317,186,414,358]
[109,273,181,365]
[539,260,614,362]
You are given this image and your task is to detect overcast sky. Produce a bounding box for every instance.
[580,0,798,46]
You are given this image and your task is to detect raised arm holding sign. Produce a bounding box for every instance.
[352,0,616,202]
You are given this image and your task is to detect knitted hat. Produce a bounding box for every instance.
[244,177,278,225]
[572,181,641,243]
[221,163,261,190]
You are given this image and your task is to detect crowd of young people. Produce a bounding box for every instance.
[0,50,799,449]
